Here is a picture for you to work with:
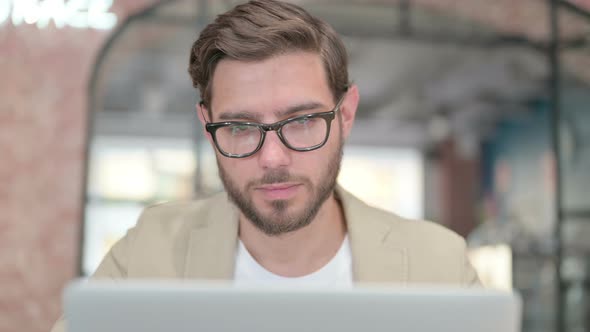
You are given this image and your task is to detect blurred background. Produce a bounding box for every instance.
[1,0,590,331]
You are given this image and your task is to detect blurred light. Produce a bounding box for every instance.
[0,0,117,30]
[0,1,9,26]
[338,146,423,220]
[36,0,67,29]
[87,0,117,30]
[23,3,40,24]
[468,244,513,291]
[153,149,196,175]
[10,0,33,26]
[94,151,156,201]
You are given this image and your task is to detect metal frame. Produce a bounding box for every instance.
[549,1,590,331]
[548,1,565,331]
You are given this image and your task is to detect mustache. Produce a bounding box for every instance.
[249,170,308,187]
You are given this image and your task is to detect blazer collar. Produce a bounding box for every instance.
[184,186,408,283]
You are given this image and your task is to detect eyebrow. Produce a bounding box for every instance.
[217,101,326,122]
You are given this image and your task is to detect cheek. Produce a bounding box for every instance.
[294,150,328,177]
[221,158,258,181]
[323,124,343,153]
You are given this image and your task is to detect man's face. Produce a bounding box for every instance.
[201,52,357,236]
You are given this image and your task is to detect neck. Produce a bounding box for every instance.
[238,192,346,277]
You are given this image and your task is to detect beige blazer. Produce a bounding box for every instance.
[51,186,480,332]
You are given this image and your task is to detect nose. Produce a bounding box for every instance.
[257,131,291,169]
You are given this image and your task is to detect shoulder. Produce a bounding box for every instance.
[132,191,234,236]
[112,191,237,277]
[368,201,466,248]
[339,185,468,265]
[369,207,474,283]
[339,185,465,249]
[341,188,477,284]
[140,191,226,220]
[386,212,467,252]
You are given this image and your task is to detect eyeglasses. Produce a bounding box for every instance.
[204,94,346,158]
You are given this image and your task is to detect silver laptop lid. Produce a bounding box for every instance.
[64,280,521,332]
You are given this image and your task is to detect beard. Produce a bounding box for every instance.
[218,140,344,237]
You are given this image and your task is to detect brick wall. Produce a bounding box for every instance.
[0,1,156,331]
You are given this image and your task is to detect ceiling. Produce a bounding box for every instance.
[91,0,590,150]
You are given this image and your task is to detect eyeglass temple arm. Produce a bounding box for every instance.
[198,101,210,123]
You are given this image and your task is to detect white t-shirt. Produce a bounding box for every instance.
[233,236,353,288]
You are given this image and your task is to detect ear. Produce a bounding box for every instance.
[339,84,359,140]
[196,102,214,144]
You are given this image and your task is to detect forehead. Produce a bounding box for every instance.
[209,52,333,118]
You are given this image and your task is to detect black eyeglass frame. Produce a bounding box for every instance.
[204,94,346,159]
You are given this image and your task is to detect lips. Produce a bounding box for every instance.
[255,183,301,200]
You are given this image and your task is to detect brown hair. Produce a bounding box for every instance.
[188,0,349,113]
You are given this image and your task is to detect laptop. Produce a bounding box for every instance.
[64,280,522,332]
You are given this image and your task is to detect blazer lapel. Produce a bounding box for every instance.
[184,192,239,280]
[337,186,408,284]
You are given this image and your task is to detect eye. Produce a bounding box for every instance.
[290,116,320,128]
[296,117,311,125]
[230,124,254,136]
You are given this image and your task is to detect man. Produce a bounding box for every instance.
[51,0,480,331]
